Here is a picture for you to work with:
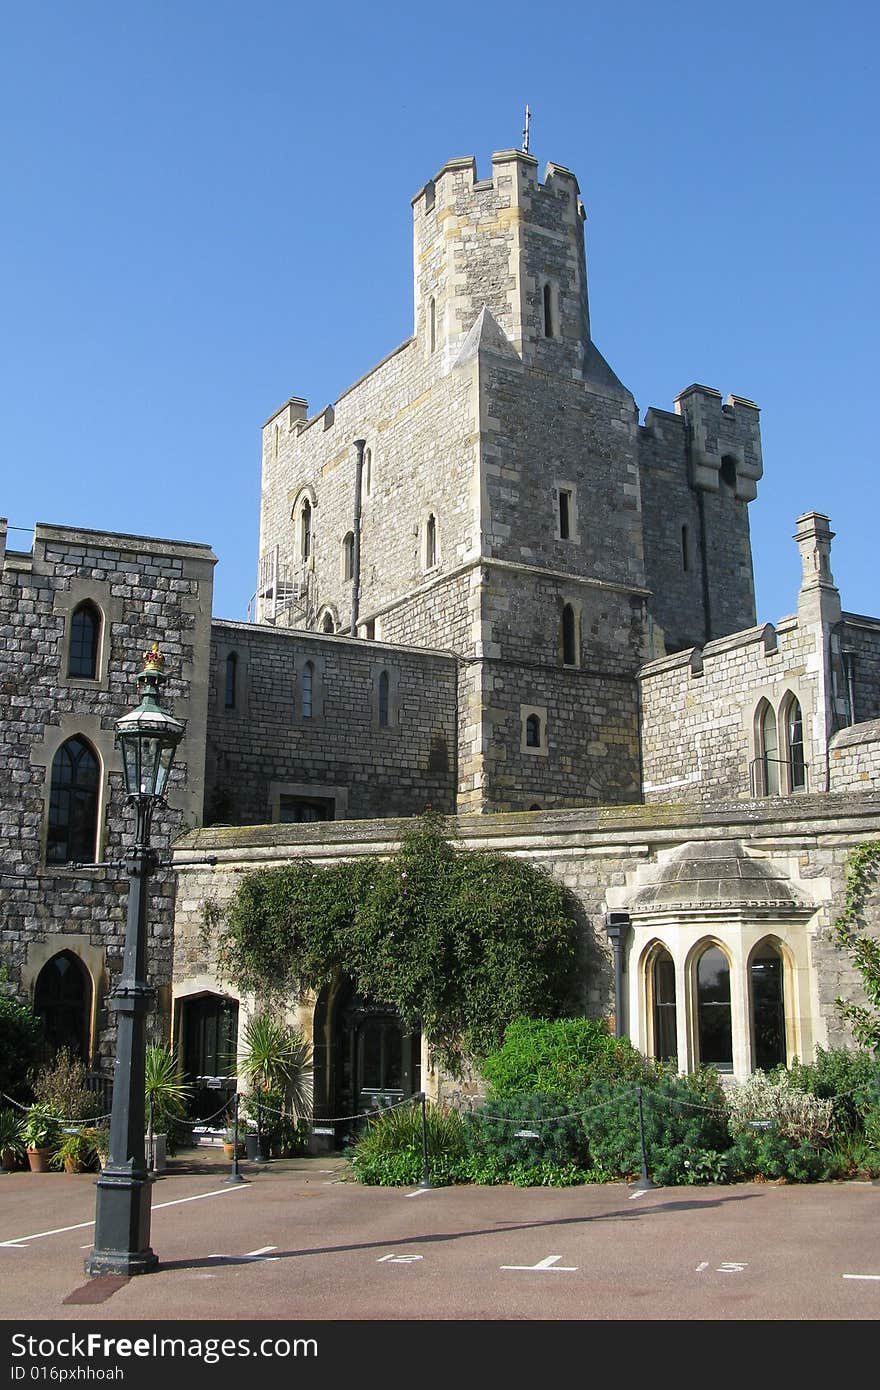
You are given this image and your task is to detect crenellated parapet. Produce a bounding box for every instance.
[411,149,591,376]
[674,383,763,501]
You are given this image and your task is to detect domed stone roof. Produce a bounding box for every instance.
[628,840,809,913]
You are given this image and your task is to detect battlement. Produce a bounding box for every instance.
[412,149,582,214]
[411,149,591,374]
[673,383,763,501]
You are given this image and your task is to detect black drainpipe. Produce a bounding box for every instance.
[350,438,366,636]
[604,912,631,1039]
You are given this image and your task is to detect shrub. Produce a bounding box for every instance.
[579,1069,730,1185]
[32,1048,97,1122]
[729,1129,830,1183]
[463,1092,588,1171]
[0,991,45,1099]
[349,1101,467,1186]
[786,1046,880,1136]
[726,1071,834,1145]
[479,1017,653,1100]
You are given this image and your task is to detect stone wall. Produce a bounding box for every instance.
[829,719,880,793]
[0,519,215,1063]
[639,616,825,803]
[841,613,880,724]
[171,790,880,1089]
[205,620,458,825]
[639,388,761,655]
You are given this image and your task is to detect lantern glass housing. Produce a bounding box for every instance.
[116,693,184,799]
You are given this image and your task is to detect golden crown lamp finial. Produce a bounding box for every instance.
[142,642,165,672]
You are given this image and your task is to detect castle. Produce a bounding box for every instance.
[2,148,879,1129]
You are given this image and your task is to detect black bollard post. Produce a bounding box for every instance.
[224,1091,247,1186]
[633,1085,655,1190]
[418,1092,431,1190]
[253,1091,266,1164]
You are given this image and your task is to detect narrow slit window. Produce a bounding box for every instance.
[426,513,437,569]
[681,524,690,572]
[342,532,354,582]
[543,282,554,338]
[559,490,571,541]
[378,670,390,728]
[561,604,577,666]
[300,499,312,560]
[302,661,314,719]
[224,653,237,710]
[429,297,436,353]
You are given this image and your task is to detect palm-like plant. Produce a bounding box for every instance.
[0,1107,26,1165]
[239,1013,313,1122]
[144,1044,191,1155]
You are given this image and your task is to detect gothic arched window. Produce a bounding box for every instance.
[750,940,787,1071]
[650,947,677,1065]
[342,532,355,582]
[300,499,312,561]
[695,944,733,1072]
[68,601,101,679]
[525,713,541,748]
[784,695,806,792]
[755,699,779,796]
[33,951,92,1061]
[47,735,100,865]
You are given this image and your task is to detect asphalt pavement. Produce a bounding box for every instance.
[1,1147,878,1326]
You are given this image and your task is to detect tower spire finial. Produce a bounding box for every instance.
[522,104,531,154]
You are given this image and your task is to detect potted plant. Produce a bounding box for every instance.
[222,1125,246,1159]
[144,1043,191,1170]
[0,1108,25,1171]
[51,1128,94,1174]
[21,1105,61,1172]
[239,1012,313,1157]
[89,1125,110,1169]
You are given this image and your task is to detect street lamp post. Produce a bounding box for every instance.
[85,644,185,1277]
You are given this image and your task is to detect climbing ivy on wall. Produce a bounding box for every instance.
[834,840,880,1051]
[202,813,581,1073]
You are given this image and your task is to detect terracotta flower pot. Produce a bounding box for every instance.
[26,1147,52,1173]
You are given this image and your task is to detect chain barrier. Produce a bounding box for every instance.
[254,1093,418,1126]
[1,1091,111,1126]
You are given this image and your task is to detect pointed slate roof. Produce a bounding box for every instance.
[628,840,811,913]
[452,306,520,368]
[582,339,633,401]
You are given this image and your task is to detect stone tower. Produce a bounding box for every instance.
[256,149,763,812]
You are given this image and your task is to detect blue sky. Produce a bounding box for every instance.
[2,2,876,626]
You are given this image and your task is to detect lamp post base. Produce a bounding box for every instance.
[84,1247,159,1277]
[85,1169,158,1278]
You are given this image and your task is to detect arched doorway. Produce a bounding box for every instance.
[313,977,421,1144]
[33,951,92,1061]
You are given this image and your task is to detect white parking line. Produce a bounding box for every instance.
[501,1255,578,1272]
[843,1273,880,1281]
[0,1185,248,1247]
